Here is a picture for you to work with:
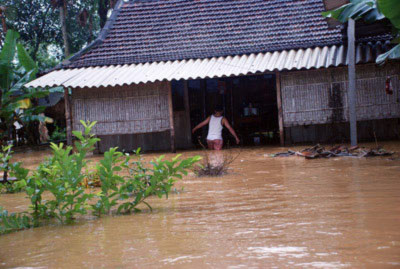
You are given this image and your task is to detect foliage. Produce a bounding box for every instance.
[0,206,31,235]
[1,0,115,67]
[38,121,99,223]
[0,145,12,181]
[92,147,201,216]
[322,0,400,64]
[0,144,29,193]
[0,0,60,63]
[50,125,66,142]
[91,147,126,216]
[0,30,49,142]
[0,179,27,194]
[117,151,200,214]
[25,160,51,223]
[0,121,200,234]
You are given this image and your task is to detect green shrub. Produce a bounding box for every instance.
[50,125,66,142]
[25,160,53,225]
[0,120,200,234]
[91,147,127,216]
[0,145,13,184]
[39,121,99,223]
[0,206,31,235]
[0,145,29,194]
[117,152,200,214]
[92,147,201,215]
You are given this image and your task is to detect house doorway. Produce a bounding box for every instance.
[182,74,279,147]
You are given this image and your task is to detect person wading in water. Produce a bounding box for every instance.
[192,105,240,150]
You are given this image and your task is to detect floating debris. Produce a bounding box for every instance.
[195,148,243,177]
[196,151,235,177]
[195,136,241,177]
[271,144,394,159]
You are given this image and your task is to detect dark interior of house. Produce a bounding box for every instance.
[172,74,279,147]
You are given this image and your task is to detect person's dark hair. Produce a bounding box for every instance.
[214,105,223,112]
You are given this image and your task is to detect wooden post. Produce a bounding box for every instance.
[183,81,192,147]
[64,87,73,145]
[230,81,235,127]
[167,82,176,153]
[200,79,207,138]
[201,80,207,118]
[275,71,285,147]
[347,19,357,146]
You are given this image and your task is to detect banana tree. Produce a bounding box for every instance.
[0,30,49,144]
[322,0,400,64]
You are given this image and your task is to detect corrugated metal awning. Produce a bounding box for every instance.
[26,42,390,88]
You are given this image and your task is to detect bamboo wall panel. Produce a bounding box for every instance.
[71,82,170,135]
[97,111,192,152]
[281,63,400,127]
[286,118,400,144]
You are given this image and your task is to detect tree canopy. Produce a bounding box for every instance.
[0,0,115,72]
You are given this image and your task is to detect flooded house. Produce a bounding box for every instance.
[26,0,400,152]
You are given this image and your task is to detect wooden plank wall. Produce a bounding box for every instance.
[281,62,400,127]
[71,82,170,135]
[174,111,192,149]
[98,131,171,153]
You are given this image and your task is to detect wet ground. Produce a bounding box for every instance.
[0,142,399,268]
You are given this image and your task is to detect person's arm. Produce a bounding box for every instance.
[222,118,240,144]
[192,116,211,134]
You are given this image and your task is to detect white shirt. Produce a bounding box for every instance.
[207,115,223,140]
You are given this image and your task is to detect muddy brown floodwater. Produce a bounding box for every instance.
[1,142,400,268]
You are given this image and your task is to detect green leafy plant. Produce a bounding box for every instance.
[91,147,126,216]
[0,29,49,143]
[116,152,201,214]
[39,121,99,223]
[92,147,201,215]
[0,144,13,183]
[0,144,29,193]
[0,121,200,234]
[322,0,400,64]
[24,160,53,225]
[50,124,66,142]
[0,206,31,235]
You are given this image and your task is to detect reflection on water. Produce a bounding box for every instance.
[1,142,400,268]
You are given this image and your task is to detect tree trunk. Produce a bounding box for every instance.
[64,88,72,146]
[32,6,51,61]
[1,15,6,34]
[87,14,94,43]
[59,5,70,57]
[0,7,7,42]
[98,0,109,29]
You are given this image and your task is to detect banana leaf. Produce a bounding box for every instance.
[16,44,38,80]
[376,43,400,64]
[377,0,400,29]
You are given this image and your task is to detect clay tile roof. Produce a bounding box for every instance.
[63,0,343,68]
